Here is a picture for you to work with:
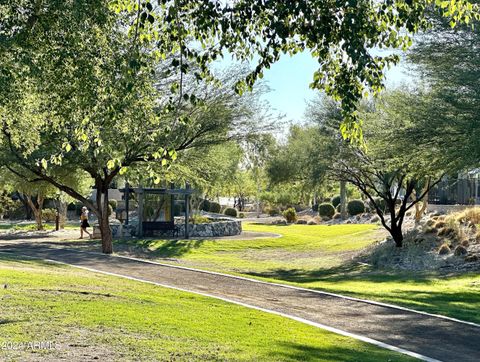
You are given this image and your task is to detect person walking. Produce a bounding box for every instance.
[80,206,92,239]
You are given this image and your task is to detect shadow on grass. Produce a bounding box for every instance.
[245,262,480,323]
[268,341,410,362]
[244,261,444,285]
[114,238,206,258]
[0,251,69,268]
[0,232,57,241]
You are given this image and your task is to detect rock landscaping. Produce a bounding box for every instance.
[275,206,480,273]
[358,209,480,272]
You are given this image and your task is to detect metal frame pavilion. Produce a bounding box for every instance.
[120,182,194,238]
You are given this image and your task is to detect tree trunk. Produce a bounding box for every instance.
[99,212,113,254]
[25,194,44,230]
[58,201,67,229]
[390,225,403,247]
[96,187,113,254]
[340,181,347,219]
[414,187,429,223]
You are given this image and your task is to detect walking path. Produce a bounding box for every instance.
[1,241,479,362]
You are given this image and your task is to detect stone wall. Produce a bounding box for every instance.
[109,218,242,238]
[177,219,242,237]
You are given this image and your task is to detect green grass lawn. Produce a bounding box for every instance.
[112,223,480,324]
[0,255,414,361]
[0,222,78,231]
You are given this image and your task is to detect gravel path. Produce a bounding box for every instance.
[1,241,479,362]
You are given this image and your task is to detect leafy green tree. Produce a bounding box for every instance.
[243,134,276,216]
[109,0,479,138]
[342,94,447,246]
[1,1,477,253]
[403,6,480,171]
[0,4,266,252]
[0,167,93,230]
[0,190,15,219]
[266,125,331,204]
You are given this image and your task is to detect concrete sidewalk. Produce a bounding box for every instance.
[1,242,479,362]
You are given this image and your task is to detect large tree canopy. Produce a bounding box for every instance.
[404,3,480,171]
[2,1,479,138]
[0,0,478,253]
[0,2,269,252]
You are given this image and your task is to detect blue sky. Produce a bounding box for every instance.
[258,52,411,123]
[218,51,411,124]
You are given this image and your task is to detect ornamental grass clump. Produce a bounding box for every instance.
[282,207,297,223]
[438,243,451,255]
[455,207,480,224]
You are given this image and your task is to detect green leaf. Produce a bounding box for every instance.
[107,160,116,170]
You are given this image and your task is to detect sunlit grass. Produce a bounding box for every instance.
[0,255,414,361]
[113,222,480,323]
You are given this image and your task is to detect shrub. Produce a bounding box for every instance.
[5,201,26,220]
[199,199,211,212]
[331,195,341,207]
[369,197,386,213]
[454,245,468,256]
[239,213,245,218]
[108,199,117,211]
[296,219,308,224]
[347,199,365,216]
[190,215,212,224]
[438,243,451,255]
[323,197,331,203]
[461,239,469,247]
[267,207,280,216]
[282,207,297,223]
[312,203,319,212]
[67,202,76,211]
[173,203,184,216]
[42,208,57,222]
[75,203,83,216]
[209,202,221,214]
[318,203,335,218]
[224,207,238,217]
[292,204,305,212]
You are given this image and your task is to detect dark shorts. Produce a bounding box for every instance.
[81,220,90,229]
